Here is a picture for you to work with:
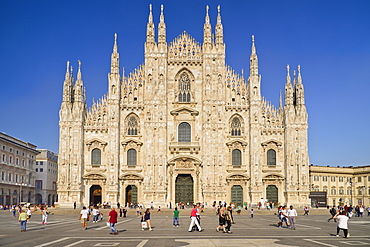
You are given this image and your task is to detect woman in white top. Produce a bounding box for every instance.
[333,211,349,238]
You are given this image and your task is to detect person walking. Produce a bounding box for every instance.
[287,205,298,230]
[334,211,350,238]
[250,208,254,218]
[188,204,202,232]
[19,209,29,232]
[224,206,232,233]
[216,206,226,232]
[41,207,49,225]
[173,207,180,227]
[79,206,90,230]
[123,207,127,217]
[328,206,338,222]
[108,207,118,235]
[142,208,153,231]
[92,207,100,223]
[303,206,309,216]
[26,207,32,222]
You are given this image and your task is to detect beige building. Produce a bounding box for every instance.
[0,132,38,205]
[35,149,58,205]
[310,165,370,207]
[57,5,310,208]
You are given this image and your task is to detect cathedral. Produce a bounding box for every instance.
[57,5,310,208]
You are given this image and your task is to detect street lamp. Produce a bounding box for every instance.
[346,178,354,205]
[360,186,365,206]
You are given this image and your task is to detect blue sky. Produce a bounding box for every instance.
[0,0,369,166]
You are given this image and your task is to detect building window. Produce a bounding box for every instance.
[314,175,319,181]
[331,188,336,195]
[178,72,191,102]
[178,122,191,142]
[15,174,18,183]
[323,176,327,182]
[9,156,12,163]
[331,176,335,182]
[267,149,276,166]
[40,168,43,172]
[2,154,5,162]
[40,161,43,166]
[358,177,362,182]
[232,149,242,166]
[35,180,42,190]
[127,149,137,166]
[127,115,139,135]
[91,148,101,166]
[347,177,351,182]
[1,172,4,180]
[347,188,352,195]
[339,188,344,195]
[36,168,38,172]
[230,117,241,136]
[339,177,343,182]
[8,173,12,182]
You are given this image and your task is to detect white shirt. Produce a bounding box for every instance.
[287,208,298,217]
[92,208,100,216]
[337,215,349,229]
[80,209,89,219]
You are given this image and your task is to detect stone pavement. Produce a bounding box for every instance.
[1,208,369,247]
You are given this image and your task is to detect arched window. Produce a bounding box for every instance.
[231,117,241,136]
[178,72,191,102]
[267,149,276,166]
[178,122,191,142]
[91,148,101,166]
[127,149,137,166]
[127,115,138,135]
[232,149,242,166]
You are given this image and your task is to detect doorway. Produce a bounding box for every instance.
[175,174,193,204]
[266,185,278,203]
[125,185,138,205]
[231,185,243,206]
[90,185,102,206]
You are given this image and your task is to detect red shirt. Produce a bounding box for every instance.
[108,210,118,223]
[190,208,198,217]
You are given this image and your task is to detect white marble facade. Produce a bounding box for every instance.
[57,5,310,208]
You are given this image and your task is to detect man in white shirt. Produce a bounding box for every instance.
[92,207,100,223]
[287,205,298,230]
[79,206,90,230]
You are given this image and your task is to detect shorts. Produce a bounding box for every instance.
[81,218,88,223]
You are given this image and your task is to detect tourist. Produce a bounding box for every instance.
[224,206,232,233]
[26,207,32,222]
[250,208,254,218]
[303,206,309,215]
[173,207,180,227]
[328,206,338,222]
[107,207,118,235]
[92,207,100,223]
[41,207,50,225]
[287,205,298,230]
[19,210,28,232]
[216,206,226,232]
[334,211,350,238]
[188,204,202,232]
[142,208,153,231]
[79,206,90,230]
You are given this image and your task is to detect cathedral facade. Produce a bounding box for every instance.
[57,5,310,208]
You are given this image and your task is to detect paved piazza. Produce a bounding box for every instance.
[1,208,370,247]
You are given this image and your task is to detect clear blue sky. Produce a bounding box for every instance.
[1,0,369,166]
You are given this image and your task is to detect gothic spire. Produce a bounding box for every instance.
[295,65,305,105]
[74,60,84,102]
[110,33,120,74]
[284,64,293,106]
[203,5,212,47]
[215,5,224,45]
[250,35,259,76]
[146,4,155,44]
[63,61,72,102]
[158,4,166,46]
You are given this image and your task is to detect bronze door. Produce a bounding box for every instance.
[231,185,243,206]
[175,174,193,204]
[266,185,278,203]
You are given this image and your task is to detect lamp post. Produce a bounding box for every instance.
[361,186,365,206]
[346,178,354,205]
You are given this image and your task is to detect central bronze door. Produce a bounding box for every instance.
[231,185,243,206]
[125,185,138,204]
[175,174,193,204]
[266,185,278,203]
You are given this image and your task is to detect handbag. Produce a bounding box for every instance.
[141,221,148,228]
[106,222,110,227]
